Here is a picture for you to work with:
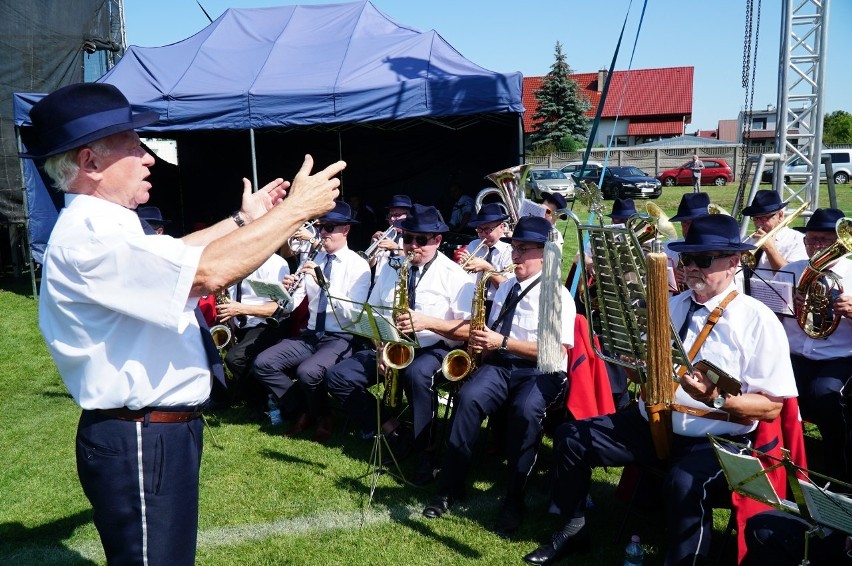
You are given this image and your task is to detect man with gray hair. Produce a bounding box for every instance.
[21,82,344,565]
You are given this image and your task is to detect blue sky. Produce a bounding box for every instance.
[124,0,851,131]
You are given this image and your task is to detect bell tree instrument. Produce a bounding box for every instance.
[441,264,516,381]
[795,217,852,338]
[740,200,809,269]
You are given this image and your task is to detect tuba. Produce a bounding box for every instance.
[741,201,810,269]
[629,202,678,245]
[795,218,852,338]
[381,252,416,407]
[474,164,532,231]
[441,265,515,381]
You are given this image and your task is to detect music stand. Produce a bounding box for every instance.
[325,292,420,503]
[711,435,852,563]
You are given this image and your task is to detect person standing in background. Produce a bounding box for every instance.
[688,154,705,192]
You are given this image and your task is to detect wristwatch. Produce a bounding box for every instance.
[498,336,509,354]
[712,393,728,410]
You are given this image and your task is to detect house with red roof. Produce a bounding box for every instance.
[522,66,693,147]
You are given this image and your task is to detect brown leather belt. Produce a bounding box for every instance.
[99,408,202,423]
[670,403,753,427]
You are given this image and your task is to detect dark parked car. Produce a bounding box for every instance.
[657,159,733,187]
[573,166,662,199]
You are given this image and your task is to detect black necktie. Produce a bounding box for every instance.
[677,299,702,342]
[485,246,496,266]
[314,254,335,333]
[138,211,226,387]
[498,283,521,337]
[407,266,419,309]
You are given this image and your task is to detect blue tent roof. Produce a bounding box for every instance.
[17,1,522,130]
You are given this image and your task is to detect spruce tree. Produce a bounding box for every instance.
[529,41,589,151]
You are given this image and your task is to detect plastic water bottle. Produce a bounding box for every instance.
[267,397,283,426]
[623,535,644,566]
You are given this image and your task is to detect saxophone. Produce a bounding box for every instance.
[381,252,415,407]
[441,265,515,381]
[210,289,235,350]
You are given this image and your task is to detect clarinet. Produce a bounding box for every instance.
[266,238,324,326]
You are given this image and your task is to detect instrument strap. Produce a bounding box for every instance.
[490,276,541,330]
[411,250,440,292]
[676,290,739,380]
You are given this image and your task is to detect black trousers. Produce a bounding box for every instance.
[326,343,450,451]
[550,403,749,565]
[224,323,288,381]
[252,331,356,417]
[76,409,203,566]
[438,356,567,499]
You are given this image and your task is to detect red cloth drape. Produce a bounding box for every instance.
[565,314,616,420]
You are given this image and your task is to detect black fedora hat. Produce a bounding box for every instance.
[795,208,845,232]
[468,202,509,227]
[317,201,359,224]
[500,215,552,244]
[540,191,567,210]
[20,83,159,159]
[670,192,711,221]
[394,203,449,233]
[136,206,171,225]
[607,198,637,219]
[668,215,756,253]
[385,194,413,209]
[741,190,789,217]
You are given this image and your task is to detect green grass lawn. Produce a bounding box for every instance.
[1,182,847,565]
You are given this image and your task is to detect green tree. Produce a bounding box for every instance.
[824,110,852,144]
[528,41,589,151]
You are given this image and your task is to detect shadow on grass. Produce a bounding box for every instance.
[0,275,38,299]
[0,509,97,565]
[260,447,328,470]
[389,505,483,560]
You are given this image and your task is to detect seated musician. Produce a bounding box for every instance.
[523,214,798,566]
[369,194,411,276]
[780,208,852,482]
[663,192,711,290]
[214,253,291,410]
[457,202,513,314]
[577,198,637,276]
[540,191,567,247]
[739,190,808,292]
[422,215,575,539]
[326,204,474,484]
[251,201,371,442]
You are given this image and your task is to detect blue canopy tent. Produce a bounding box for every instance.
[14,0,524,264]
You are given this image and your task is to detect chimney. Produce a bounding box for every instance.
[597,69,608,93]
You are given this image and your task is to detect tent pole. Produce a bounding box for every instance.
[15,126,38,300]
[337,131,344,196]
[249,128,258,192]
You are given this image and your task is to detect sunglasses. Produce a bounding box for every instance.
[318,223,342,233]
[402,233,435,246]
[679,253,733,269]
[511,244,544,256]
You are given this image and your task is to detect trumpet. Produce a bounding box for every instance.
[458,240,487,271]
[359,226,398,261]
[287,220,318,255]
[795,217,852,338]
[741,201,810,269]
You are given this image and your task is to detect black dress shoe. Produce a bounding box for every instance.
[411,452,438,486]
[493,498,525,538]
[523,525,590,565]
[422,494,452,519]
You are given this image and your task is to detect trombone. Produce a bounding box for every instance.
[741,201,809,269]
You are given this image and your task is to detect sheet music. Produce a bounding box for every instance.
[247,279,292,304]
[747,269,795,316]
[715,444,784,506]
[798,480,852,534]
[519,199,546,218]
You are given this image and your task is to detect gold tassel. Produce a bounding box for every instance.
[537,228,563,373]
[645,251,674,459]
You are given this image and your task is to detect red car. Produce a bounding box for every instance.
[657,158,733,187]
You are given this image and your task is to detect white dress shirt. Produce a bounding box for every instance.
[487,273,576,367]
[39,194,210,410]
[644,282,798,437]
[373,231,404,279]
[782,257,852,360]
[228,254,290,329]
[291,245,371,333]
[369,251,474,348]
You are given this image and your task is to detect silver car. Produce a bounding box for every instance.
[525,168,575,202]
